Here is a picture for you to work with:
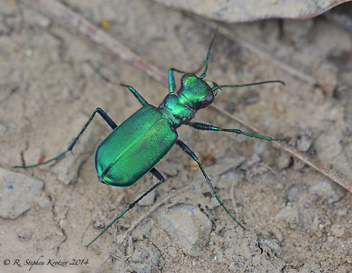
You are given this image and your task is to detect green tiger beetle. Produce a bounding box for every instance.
[15,27,285,248]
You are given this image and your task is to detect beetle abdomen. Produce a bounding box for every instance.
[95,105,177,187]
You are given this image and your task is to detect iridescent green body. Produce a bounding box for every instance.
[15,27,285,248]
[96,73,216,187]
[95,105,177,187]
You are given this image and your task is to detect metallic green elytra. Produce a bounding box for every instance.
[15,27,285,248]
[95,104,177,187]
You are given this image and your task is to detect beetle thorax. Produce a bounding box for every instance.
[158,74,215,128]
[158,93,196,128]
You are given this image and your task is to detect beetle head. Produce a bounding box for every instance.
[179,73,218,110]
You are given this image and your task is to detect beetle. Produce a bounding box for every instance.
[15,27,284,247]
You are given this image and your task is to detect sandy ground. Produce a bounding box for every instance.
[1,0,352,272]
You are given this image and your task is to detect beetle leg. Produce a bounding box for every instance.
[86,168,165,248]
[199,26,219,79]
[120,84,149,106]
[188,122,286,141]
[168,27,220,93]
[168,63,208,93]
[14,108,117,169]
[169,26,220,86]
[176,139,245,230]
[168,68,189,93]
[128,168,165,209]
[86,61,149,106]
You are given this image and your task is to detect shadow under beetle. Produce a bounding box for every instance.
[15,27,285,247]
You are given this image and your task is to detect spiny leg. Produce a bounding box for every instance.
[86,168,166,248]
[120,84,149,106]
[188,122,286,141]
[169,68,186,93]
[168,26,220,93]
[199,26,219,79]
[176,139,245,230]
[168,64,205,93]
[14,108,117,168]
[169,26,220,89]
[86,60,113,84]
[86,60,149,107]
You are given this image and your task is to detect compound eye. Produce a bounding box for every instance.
[199,91,214,108]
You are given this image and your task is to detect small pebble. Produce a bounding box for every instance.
[153,204,212,257]
[0,168,44,219]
